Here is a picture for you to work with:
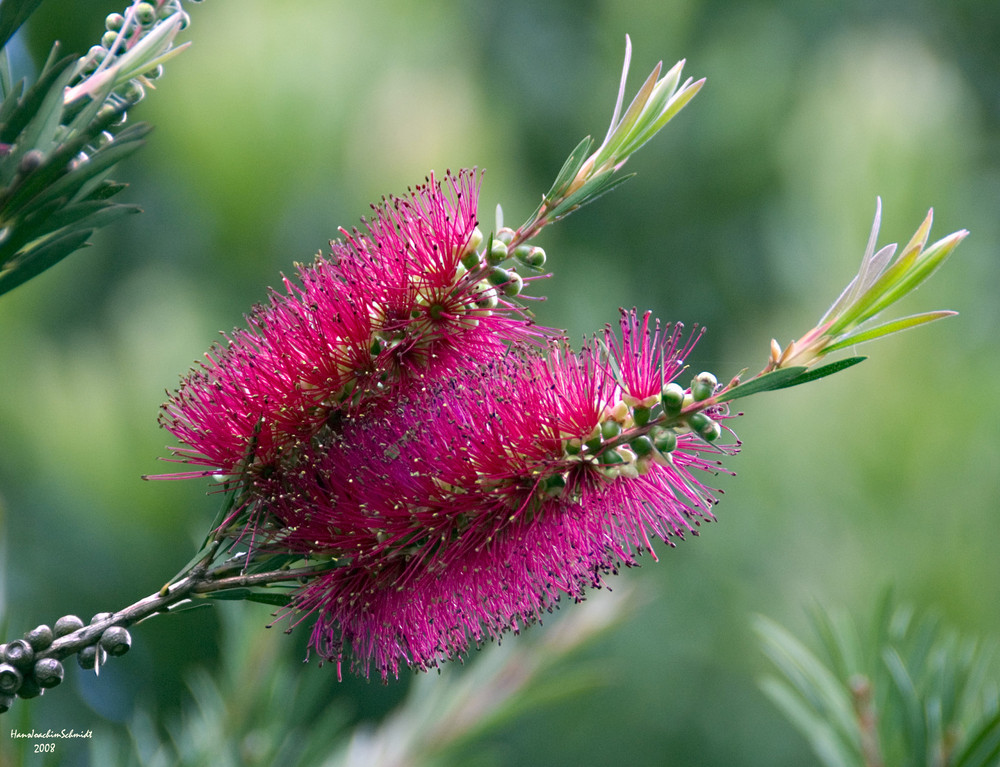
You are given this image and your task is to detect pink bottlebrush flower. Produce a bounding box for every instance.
[267,321,738,679]
[156,170,545,482]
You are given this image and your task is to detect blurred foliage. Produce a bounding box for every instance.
[0,0,997,765]
[757,595,1000,766]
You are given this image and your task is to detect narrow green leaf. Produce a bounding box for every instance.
[822,312,957,354]
[0,0,47,52]
[718,366,808,402]
[0,50,74,144]
[755,615,861,753]
[547,169,634,221]
[852,232,966,324]
[620,77,704,158]
[758,678,859,767]
[0,227,92,296]
[544,136,593,200]
[771,357,867,390]
[883,647,928,761]
[954,709,1000,767]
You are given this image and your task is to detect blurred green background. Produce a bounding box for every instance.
[1,0,997,764]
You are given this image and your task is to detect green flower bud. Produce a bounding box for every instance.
[135,2,157,25]
[105,12,126,31]
[690,413,721,441]
[660,382,685,415]
[474,283,498,309]
[3,640,34,671]
[501,271,523,296]
[486,266,510,287]
[653,427,678,454]
[686,411,711,433]
[83,45,107,71]
[100,626,132,657]
[496,227,515,245]
[584,434,603,453]
[690,371,718,402]
[0,664,23,695]
[599,448,624,465]
[90,612,114,625]
[78,644,107,670]
[630,435,654,456]
[460,248,481,271]
[564,438,582,455]
[101,30,120,49]
[633,405,651,427]
[25,625,53,651]
[487,239,508,265]
[600,419,622,440]
[144,64,165,80]
[54,615,84,637]
[33,658,64,689]
[513,245,546,268]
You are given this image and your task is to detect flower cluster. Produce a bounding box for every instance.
[158,170,740,679]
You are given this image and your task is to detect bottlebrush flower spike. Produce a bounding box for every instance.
[156,170,546,482]
[263,316,737,679]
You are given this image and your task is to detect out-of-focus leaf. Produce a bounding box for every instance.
[0,0,47,52]
[954,710,1000,767]
[0,226,91,294]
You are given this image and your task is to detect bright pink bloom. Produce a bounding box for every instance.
[267,324,738,679]
[157,170,543,479]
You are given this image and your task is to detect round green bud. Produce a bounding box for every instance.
[564,438,581,455]
[16,675,41,699]
[496,227,515,245]
[144,64,165,80]
[486,266,510,287]
[84,44,107,69]
[54,615,85,637]
[502,271,523,297]
[0,693,13,714]
[474,283,498,309]
[513,244,547,269]
[101,30,120,49]
[100,626,132,657]
[33,658,64,689]
[687,411,720,441]
[584,434,603,453]
[630,435,654,457]
[660,382,686,414]
[25,625,53,651]
[487,239,508,265]
[653,427,678,454]
[78,644,107,670]
[512,244,532,260]
[633,405,651,427]
[599,448,624,465]
[0,664,23,695]
[105,12,126,31]
[690,372,718,402]
[460,248,481,271]
[686,411,711,433]
[3,640,34,671]
[135,2,157,25]
[600,419,622,440]
[90,612,114,625]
